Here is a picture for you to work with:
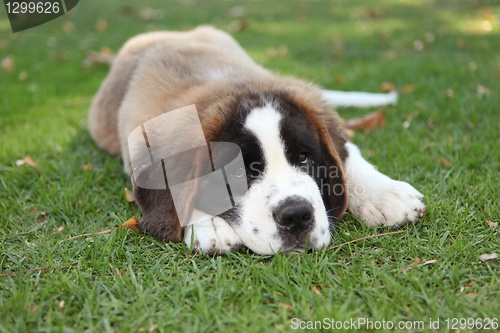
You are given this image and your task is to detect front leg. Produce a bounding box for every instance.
[344,142,426,228]
[184,216,244,254]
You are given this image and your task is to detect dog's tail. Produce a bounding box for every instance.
[322,90,398,108]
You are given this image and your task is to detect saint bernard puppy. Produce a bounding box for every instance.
[88,26,425,255]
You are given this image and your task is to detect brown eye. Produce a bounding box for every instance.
[298,152,309,164]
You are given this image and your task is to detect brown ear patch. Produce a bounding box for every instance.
[280,79,349,222]
[134,176,183,243]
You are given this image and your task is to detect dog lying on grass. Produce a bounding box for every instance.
[88,26,425,254]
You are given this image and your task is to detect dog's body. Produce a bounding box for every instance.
[89,26,425,254]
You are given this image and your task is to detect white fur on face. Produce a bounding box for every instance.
[231,104,331,254]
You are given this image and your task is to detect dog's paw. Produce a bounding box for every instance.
[184,217,244,254]
[350,179,426,229]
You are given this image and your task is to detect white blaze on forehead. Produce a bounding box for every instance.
[244,104,288,172]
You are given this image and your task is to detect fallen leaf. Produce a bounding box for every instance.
[419,259,437,266]
[58,300,65,313]
[313,285,321,295]
[125,187,135,202]
[345,110,386,131]
[1,56,14,71]
[279,302,292,310]
[401,257,433,273]
[383,50,397,60]
[95,18,108,32]
[380,82,396,92]
[401,84,416,95]
[401,258,420,272]
[467,292,478,297]
[486,220,498,228]
[148,324,159,333]
[16,156,39,169]
[121,217,139,232]
[18,71,28,81]
[413,40,424,52]
[228,20,249,33]
[445,89,454,98]
[37,211,47,223]
[229,6,246,17]
[424,31,435,44]
[62,20,75,33]
[335,74,346,84]
[477,84,490,97]
[139,8,165,20]
[441,158,452,167]
[267,45,288,58]
[479,253,498,261]
[82,47,115,68]
[82,163,93,171]
[460,280,474,292]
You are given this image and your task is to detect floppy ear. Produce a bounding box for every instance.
[133,170,183,243]
[315,108,349,224]
[132,145,213,242]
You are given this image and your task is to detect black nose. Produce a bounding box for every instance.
[273,198,313,235]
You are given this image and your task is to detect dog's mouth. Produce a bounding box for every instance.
[278,224,315,253]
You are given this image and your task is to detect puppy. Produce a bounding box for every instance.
[88,26,425,254]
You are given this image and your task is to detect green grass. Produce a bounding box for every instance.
[1,0,499,332]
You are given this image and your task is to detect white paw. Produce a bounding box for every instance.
[184,217,243,254]
[349,179,426,228]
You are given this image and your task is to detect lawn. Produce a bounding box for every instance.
[1,0,499,332]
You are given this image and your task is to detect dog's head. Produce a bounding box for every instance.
[134,83,348,254]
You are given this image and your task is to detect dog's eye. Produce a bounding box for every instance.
[298,152,310,164]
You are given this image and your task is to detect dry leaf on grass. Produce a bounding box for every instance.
[82,47,115,68]
[345,110,386,131]
[486,220,498,228]
[62,20,75,33]
[460,280,474,293]
[380,82,396,92]
[228,20,249,33]
[477,84,490,97]
[139,8,165,20]
[58,300,65,314]
[148,324,159,333]
[1,55,15,71]
[479,253,498,262]
[37,211,47,223]
[401,258,437,273]
[121,217,139,232]
[82,163,93,171]
[279,302,292,310]
[95,18,108,32]
[401,84,416,95]
[313,285,322,295]
[16,156,39,169]
[267,45,288,58]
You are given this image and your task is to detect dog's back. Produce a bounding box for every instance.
[88,26,261,157]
